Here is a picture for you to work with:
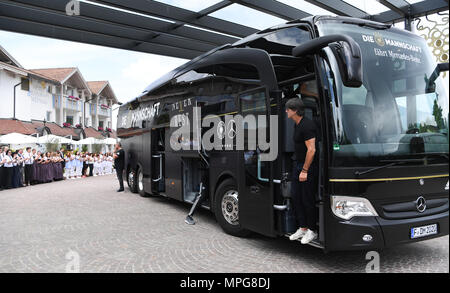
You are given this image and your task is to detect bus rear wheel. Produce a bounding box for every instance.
[137,168,150,197]
[214,179,250,237]
[127,168,138,193]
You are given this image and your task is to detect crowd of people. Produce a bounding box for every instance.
[0,146,116,191]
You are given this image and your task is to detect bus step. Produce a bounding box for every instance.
[284,234,324,249]
[184,182,206,225]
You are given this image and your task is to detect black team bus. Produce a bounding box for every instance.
[117,16,449,252]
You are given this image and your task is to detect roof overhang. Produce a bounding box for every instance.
[0,44,23,68]
[0,0,446,60]
[0,61,28,76]
[63,68,92,95]
[94,81,119,104]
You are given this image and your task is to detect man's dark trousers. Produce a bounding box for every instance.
[116,168,124,190]
[24,164,33,186]
[291,161,318,231]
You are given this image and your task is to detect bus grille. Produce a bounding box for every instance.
[380,198,449,220]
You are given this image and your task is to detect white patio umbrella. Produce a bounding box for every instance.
[0,133,38,144]
[103,137,117,145]
[77,137,102,145]
[58,136,76,144]
[37,134,63,144]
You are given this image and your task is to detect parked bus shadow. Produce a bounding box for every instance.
[140,194,448,272]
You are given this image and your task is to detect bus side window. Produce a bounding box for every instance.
[156,103,170,125]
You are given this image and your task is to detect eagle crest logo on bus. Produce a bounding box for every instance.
[374,32,385,47]
[170,107,278,162]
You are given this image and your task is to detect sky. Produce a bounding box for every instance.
[0,0,447,129]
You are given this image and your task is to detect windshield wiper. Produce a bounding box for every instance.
[417,153,449,161]
[355,154,449,177]
[354,161,406,176]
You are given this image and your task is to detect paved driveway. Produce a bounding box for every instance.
[0,175,447,273]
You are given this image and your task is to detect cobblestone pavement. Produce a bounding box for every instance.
[0,175,448,273]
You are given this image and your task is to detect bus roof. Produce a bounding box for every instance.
[122,15,404,108]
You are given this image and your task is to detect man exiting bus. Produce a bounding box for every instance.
[285,98,319,244]
[113,142,125,192]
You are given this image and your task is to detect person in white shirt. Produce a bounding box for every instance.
[17,149,25,187]
[65,152,74,179]
[74,152,82,179]
[3,150,14,189]
[106,153,111,175]
[99,153,105,176]
[11,152,23,188]
[0,146,7,190]
[93,154,100,176]
[87,153,94,176]
[23,147,34,186]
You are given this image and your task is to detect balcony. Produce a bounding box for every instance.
[98,105,111,117]
[63,96,82,112]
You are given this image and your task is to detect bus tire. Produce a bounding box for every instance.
[137,168,150,197]
[127,168,138,193]
[214,179,251,237]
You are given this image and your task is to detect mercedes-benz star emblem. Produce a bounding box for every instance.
[416,196,427,213]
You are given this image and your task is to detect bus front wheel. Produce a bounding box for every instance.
[214,179,250,237]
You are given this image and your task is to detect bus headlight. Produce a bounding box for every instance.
[331,196,378,220]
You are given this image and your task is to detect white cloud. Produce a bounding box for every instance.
[121,55,186,86]
[211,3,285,30]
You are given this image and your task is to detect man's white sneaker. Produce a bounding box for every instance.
[300,229,317,244]
[289,228,307,241]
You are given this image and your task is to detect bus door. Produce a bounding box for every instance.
[238,87,276,237]
[151,128,165,193]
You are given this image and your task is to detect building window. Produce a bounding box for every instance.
[66,116,74,125]
[21,77,30,91]
[99,121,104,128]
[46,111,52,122]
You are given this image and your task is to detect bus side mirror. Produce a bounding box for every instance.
[292,34,363,88]
[426,63,449,93]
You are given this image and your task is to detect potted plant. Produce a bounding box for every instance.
[63,122,72,128]
[106,127,112,132]
[98,126,104,131]
[75,124,82,129]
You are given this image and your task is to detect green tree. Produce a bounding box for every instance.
[92,143,104,154]
[433,99,445,129]
[44,137,60,152]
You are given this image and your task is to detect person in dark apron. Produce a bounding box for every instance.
[12,152,21,188]
[3,150,14,189]
[36,153,44,184]
[0,146,6,191]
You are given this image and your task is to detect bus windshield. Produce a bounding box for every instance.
[317,20,449,167]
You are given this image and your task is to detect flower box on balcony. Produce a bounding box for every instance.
[106,128,112,132]
[63,123,72,128]
[68,95,81,101]
[98,127,104,131]
[75,124,82,129]
[100,104,110,109]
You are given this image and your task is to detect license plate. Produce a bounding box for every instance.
[410,224,438,239]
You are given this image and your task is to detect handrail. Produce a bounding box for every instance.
[152,154,163,182]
